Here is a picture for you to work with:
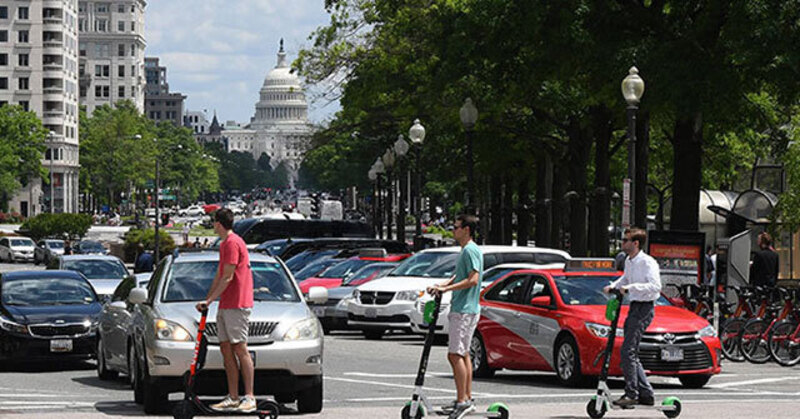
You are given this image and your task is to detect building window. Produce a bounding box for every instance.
[96,19,107,32]
[118,21,124,32]
[117,4,125,13]
[118,86,124,97]
[130,21,135,32]
[79,2,86,13]
[18,7,28,20]
[118,65,124,77]
[18,53,28,66]
[0,7,7,19]
[94,64,109,77]
[0,54,6,65]
[78,18,85,31]
[118,43,124,56]
[0,31,7,42]
[19,101,28,111]
[96,3,108,13]
[130,44,135,57]
[18,30,28,43]
[95,85,109,97]
[18,77,28,90]
[0,78,7,89]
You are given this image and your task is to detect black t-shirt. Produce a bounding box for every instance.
[750,248,779,287]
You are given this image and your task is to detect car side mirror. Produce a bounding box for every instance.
[307,286,328,305]
[128,288,148,304]
[530,295,552,307]
[110,301,127,310]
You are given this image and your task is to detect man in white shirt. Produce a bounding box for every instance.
[603,228,661,408]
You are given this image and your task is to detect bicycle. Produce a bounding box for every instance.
[767,289,800,366]
[738,287,796,364]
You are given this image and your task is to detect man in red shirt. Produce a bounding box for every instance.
[196,209,256,412]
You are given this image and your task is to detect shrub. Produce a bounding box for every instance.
[0,212,26,223]
[123,228,175,263]
[20,213,92,241]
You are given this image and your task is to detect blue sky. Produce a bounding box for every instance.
[144,0,338,125]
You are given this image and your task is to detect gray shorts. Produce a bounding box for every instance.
[216,308,251,344]
[448,312,479,356]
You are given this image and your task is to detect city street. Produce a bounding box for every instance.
[1,260,800,418]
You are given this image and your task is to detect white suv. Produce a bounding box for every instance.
[127,251,327,414]
[347,246,570,339]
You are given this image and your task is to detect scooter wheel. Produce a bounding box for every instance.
[487,403,510,419]
[663,398,681,418]
[172,399,195,419]
[586,399,606,419]
[401,403,425,418]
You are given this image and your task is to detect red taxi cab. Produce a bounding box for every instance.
[471,259,722,388]
[298,249,410,293]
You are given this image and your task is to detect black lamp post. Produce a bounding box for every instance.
[383,148,396,239]
[621,66,645,229]
[393,135,410,242]
[459,98,478,213]
[368,166,378,237]
[409,119,426,238]
[373,157,385,239]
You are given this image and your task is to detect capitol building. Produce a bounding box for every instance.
[193,40,313,187]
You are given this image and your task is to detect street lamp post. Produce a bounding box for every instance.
[373,157,385,239]
[48,131,56,213]
[394,135,410,242]
[154,138,161,263]
[409,119,426,239]
[621,67,645,229]
[460,98,478,213]
[368,168,378,237]
[383,148,395,239]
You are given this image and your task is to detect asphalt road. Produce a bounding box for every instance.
[1,262,800,418]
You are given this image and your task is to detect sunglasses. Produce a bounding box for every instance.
[448,225,464,231]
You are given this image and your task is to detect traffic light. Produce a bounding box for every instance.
[310,193,320,217]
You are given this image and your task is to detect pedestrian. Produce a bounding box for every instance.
[703,245,715,286]
[182,223,190,244]
[750,231,779,289]
[195,209,256,412]
[134,248,154,273]
[603,227,661,408]
[194,237,201,248]
[203,238,210,248]
[426,214,482,419]
[63,239,72,256]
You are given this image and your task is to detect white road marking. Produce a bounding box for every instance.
[710,376,800,388]
[327,376,464,394]
[0,402,95,407]
[344,372,452,378]
[0,394,90,398]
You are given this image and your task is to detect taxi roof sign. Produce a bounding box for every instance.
[564,258,617,272]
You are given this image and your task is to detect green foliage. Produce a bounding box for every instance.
[122,228,176,262]
[204,143,287,192]
[0,104,48,211]
[20,213,92,241]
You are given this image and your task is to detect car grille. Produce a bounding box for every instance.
[29,324,89,337]
[204,322,278,337]
[639,341,712,371]
[358,291,394,305]
[348,313,409,323]
[641,331,697,345]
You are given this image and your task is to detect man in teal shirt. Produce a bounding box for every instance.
[427,214,482,419]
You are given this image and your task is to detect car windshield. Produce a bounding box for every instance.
[63,259,128,280]
[80,241,105,251]
[387,252,458,278]
[285,250,338,272]
[343,264,395,285]
[293,259,341,282]
[319,259,370,279]
[162,261,300,302]
[10,239,34,247]
[2,276,97,306]
[553,275,670,306]
[47,241,64,249]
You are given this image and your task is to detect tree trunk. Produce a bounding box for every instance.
[502,174,513,245]
[670,113,703,231]
[535,152,553,247]
[567,117,590,256]
[551,163,567,250]
[590,107,613,257]
[635,110,650,229]
[489,175,502,244]
[517,175,531,247]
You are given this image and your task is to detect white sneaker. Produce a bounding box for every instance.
[238,396,257,413]
[449,400,476,419]
[210,395,240,411]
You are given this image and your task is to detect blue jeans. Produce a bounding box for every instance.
[621,301,655,399]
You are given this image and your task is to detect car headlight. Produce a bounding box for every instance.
[0,315,29,335]
[336,297,352,310]
[696,324,716,338]
[585,322,623,338]
[396,290,423,301]
[84,319,99,332]
[154,319,192,341]
[283,317,321,341]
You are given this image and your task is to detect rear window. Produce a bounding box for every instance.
[63,259,128,280]
[162,260,300,303]
[10,239,34,247]
[387,252,458,278]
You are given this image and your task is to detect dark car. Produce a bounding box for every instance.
[285,249,341,273]
[233,218,373,245]
[73,240,109,255]
[0,270,102,362]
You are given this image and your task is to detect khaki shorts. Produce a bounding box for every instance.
[447,312,479,356]
[216,308,251,344]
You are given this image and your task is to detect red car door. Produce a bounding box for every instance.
[512,274,561,371]
[480,274,536,370]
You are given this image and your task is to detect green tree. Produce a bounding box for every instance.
[0,105,48,212]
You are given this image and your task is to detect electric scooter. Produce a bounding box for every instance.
[401,294,510,419]
[172,308,280,419]
[586,289,682,419]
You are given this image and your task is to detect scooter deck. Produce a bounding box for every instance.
[611,404,677,412]
[431,408,505,417]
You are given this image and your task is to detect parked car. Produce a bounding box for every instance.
[73,240,109,255]
[178,205,205,217]
[0,270,102,362]
[299,251,410,293]
[96,273,150,381]
[471,259,722,388]
[127,251,328,414]
[34,239,65,265]
[0,236,36,263]
[49,255,131,301]
[292,257,344,282]
[347,246,571,339]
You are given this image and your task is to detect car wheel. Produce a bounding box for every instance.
[470,331,495,378]
[131,344,143,404]
[679,374,711,388]
[554,335,585,387]
[363,329,385,340]
[97,337,118,380]
[143,376,168,414]
[296,377,323,413]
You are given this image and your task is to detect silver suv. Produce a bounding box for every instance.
[127,251,327,414]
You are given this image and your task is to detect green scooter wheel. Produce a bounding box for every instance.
[586,397,606,419]
[401,402,426,419]
[662,397,682,418]
[487,402,510,419]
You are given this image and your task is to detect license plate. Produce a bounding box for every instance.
[249,350,256,366]
[365,308,377,318]
[313,306,325,317]
[50,339,73,353]
[661,346,684,361]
